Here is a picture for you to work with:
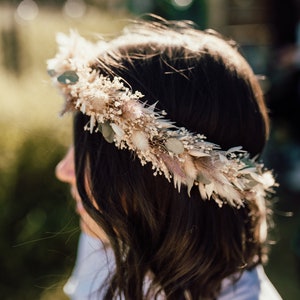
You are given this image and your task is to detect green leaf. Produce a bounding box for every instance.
[47,69,56,76]
[98,122,115,143]
[240,157,256,169]
[165,138,184,154]
[57,70,79,84]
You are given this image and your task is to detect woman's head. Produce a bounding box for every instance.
[50,19,274,299]
[89,22,269,155]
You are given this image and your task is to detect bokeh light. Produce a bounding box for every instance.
[172,0,193,10]
[63,0,87,19]
[16,0,39,21]
[0,1,299,299]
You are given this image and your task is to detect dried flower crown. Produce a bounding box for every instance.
[48,32,276,208]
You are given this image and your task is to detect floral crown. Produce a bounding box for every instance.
[48,31,276,208]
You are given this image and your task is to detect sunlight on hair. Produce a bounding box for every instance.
[63,0,87,19]
[16,0,39,21]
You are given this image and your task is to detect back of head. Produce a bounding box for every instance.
[52,19,272,299]
[101,21,268,152]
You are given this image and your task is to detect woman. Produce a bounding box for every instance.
[49,19,281,299]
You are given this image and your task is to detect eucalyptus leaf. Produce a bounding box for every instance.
[47,69,56,77]
[111,123,125,138]
[197,172,211,185]
[188,149,210,157]
[98,122,115,143]
[165,138,184,154]
[57,70,79,84]
[240,158,256,169]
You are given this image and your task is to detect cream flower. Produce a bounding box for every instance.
[48,31,277,208]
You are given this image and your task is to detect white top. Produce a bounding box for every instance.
[64,233,282,300]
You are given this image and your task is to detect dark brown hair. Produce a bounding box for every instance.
[74,20,270,299]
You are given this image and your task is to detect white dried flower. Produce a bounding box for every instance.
[131,131,149,151]
[48,31,277,208]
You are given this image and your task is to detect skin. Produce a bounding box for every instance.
[56,146,109,243]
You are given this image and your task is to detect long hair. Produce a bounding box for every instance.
[73,20,270,299]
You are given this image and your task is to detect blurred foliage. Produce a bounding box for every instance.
[1,24,22,75]
[0,4,127,300]
[0,1,299,300]
[0,2,206,298]
[0,130,79,300]
[0,0,207,27]
[127,0,207,28]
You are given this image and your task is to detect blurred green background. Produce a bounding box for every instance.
[0,0,299,299]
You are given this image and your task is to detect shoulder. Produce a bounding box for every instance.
[218,265,282,300]
[64,233,114,300]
